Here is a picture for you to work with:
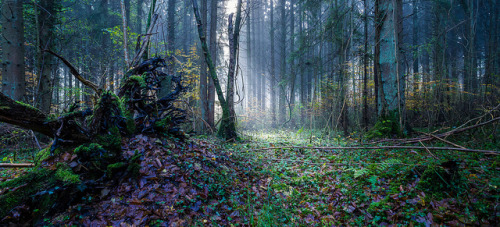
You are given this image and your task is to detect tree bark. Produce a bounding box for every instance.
[1,0,26,101]
[377,0,405,131]
[199,0,208,131]
[278,0,286,125]
[362,0,369,131]
[208,0,217,129]
[120,0,130,66]
[270,0,276,126]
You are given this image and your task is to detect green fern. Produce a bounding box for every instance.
[353,168,370,178]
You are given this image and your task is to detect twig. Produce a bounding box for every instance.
[419,141,438,159]
[419,131,467,149]
[0,163,34,168]
[43,49,101,96]
[370,116,500,145]
[248,146,499,155]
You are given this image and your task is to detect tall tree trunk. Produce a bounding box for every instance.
[278,0,286,125]
[192,0,239,139]
[289,0,296,127]
[167,0,177,53]
[199,0,208,131]
[136,0,144,33]
[246,1,256,109]
[208,0,217,129]
[182,0,190,53]
[251,1,257,104]
[120,0,130,66]
[463,0,477,96]
[1,0,26,101]
[299,4,306,125]
[362,0,369,131]
[376,0,405,133]
[37,0,58,113]
[270,0,276,126]
[412,0,419,93]
[374,0,381,118]
[259,0,266,112]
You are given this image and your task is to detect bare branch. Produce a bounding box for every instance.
[43,49,101,95]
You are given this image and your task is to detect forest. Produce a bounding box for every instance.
[0,0,498,225]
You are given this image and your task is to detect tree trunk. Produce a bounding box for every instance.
[289,0,296,127]
[192,0,239,139]
[199,0,208,131]
[375,0,405,135]
[37,0,59,113]
[120,0,130,66]
[270,0,276,126]
[362,0,369,131]
[136,0,144,33]
[246,0,252,109]
[208,0,217,129]
[1,0,26,101]
[278,0,286,125]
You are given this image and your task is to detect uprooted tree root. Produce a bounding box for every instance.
[0,57,189,225]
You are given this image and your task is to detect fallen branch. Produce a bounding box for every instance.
[248,146,499,155]
[0,163,34,168]
[370,117,500,145]
[419,131,467,149]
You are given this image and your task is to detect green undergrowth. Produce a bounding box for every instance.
[223,129,499,226]
[1,128,498,225]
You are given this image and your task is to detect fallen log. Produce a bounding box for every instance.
[249,146,499,156]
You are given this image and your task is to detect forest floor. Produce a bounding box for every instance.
[1,128,499,226]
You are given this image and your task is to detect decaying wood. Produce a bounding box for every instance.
[249,145,499,155]
[0,92,54,136]
[0,163,34,168]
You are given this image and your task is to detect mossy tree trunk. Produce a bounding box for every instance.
[192,0,240,140]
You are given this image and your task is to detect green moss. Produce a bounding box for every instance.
[107,162,127,177]
[55,164,81,185]
[128,75,146,88]
[366,112,402,139]
[154,116,172,131]
[0,168,57,217]
[15,100,37,111]
[74,143,104,155]
[35,145,62,166]
[118,96,136,134]
[35,147,50,164]
[96,126,122,152]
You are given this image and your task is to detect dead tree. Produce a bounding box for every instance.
[0,48,187,222]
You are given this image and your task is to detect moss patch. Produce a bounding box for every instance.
[366,112,402,139]
[15,101,38,111]
[96,126,122,153]
[55,164,81,185]
[107,162,127,177]
[0,168,56,217]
